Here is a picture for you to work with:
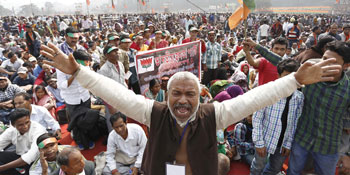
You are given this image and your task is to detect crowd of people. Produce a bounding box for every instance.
[0,11,349,175]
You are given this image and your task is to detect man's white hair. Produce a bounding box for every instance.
[167,71,201,92]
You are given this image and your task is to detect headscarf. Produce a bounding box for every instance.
[226,85,244,98]
[214,91,232,102]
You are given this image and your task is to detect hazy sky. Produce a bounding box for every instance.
[0,0,108,8]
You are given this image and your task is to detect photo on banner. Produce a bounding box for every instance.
[136,41,201,93]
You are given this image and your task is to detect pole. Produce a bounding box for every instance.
[244,19,248,38]
[30,0,34,16]
[186,0,206,13]
[243,1,247,39]
[87,4,90,16]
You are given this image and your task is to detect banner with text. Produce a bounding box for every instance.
[136,41,201,93]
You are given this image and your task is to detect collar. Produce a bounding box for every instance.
[321,72,348,87]
[173,114,196,128]
[63,41,76,51]
[59,169,85,175]
[116,125,134,140]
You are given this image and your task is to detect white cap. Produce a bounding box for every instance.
[28,56,37,62]
[17,67,28,74]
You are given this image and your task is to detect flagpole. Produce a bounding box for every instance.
[243,1,248,39]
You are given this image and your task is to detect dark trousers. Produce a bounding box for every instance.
[66,98,91,119]
[202,69,217,87]
[0,152,30,175]
[129,82,141,95]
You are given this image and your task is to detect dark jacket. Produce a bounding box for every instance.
[141,102,217,175]
[50,160,96,175]
[68,106,108,149]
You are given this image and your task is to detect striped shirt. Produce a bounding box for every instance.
[202,41,222,69]
[295,76,350,154]
[255,44,350,154]
[252,91,304,154]
[233,122,255,156]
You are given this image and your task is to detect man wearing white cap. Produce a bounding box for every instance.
[13,67,35,93]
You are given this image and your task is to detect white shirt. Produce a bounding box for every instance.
[106,124,147,170]
[57,69,90,105]
[259,24,270,37]
[82,19,91,29]
[0,121,47,164]
[1,59,24,71]
[76,66,300,130]
[59,21,68,32]
[248,18,254,27]
[31,104,60,131]
[283,22,290,34]
[184,19,193,31]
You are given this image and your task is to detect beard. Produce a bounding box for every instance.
[167,98,200,127]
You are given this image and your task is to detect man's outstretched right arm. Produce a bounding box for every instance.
[76,66,153,127]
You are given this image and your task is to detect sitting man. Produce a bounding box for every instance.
[51,147,95,175]
[46,77,65,107]
[0,75,25,123]
[13,67,36,93]
[29,133,68,175]
[0,108,47,175]
[103,112,147,175]
[13,92,61,139]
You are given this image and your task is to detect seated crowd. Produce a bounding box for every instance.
[0,12,350,175]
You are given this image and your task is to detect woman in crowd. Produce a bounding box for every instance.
[144,78,165,102]
[33,85,57,119]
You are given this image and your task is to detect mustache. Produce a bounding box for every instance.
[174,103,192,110]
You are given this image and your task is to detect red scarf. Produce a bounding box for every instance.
[346,34,350,41]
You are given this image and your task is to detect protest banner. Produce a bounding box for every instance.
[136,40,201,93]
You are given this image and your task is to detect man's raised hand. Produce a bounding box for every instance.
[294,58,342,85]
[40,43,80,75]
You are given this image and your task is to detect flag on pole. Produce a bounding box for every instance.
[86,0,90,6]
[336,0,340,3]
[112,0,115,9]
[152,8,155,14]
[124,4,127,8]
[228,0,255,30]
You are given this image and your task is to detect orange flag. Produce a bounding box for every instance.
[152,8,155,14]
[228,0,254,30]
[86,0,90,6]
[336,0,340,3]
[112,0,115,9]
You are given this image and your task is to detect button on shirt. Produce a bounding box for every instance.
[203,41,222,69]
[57,69,90,105]
[106,124,147,170]
[31,104,60,131]
[0,121,47,164]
